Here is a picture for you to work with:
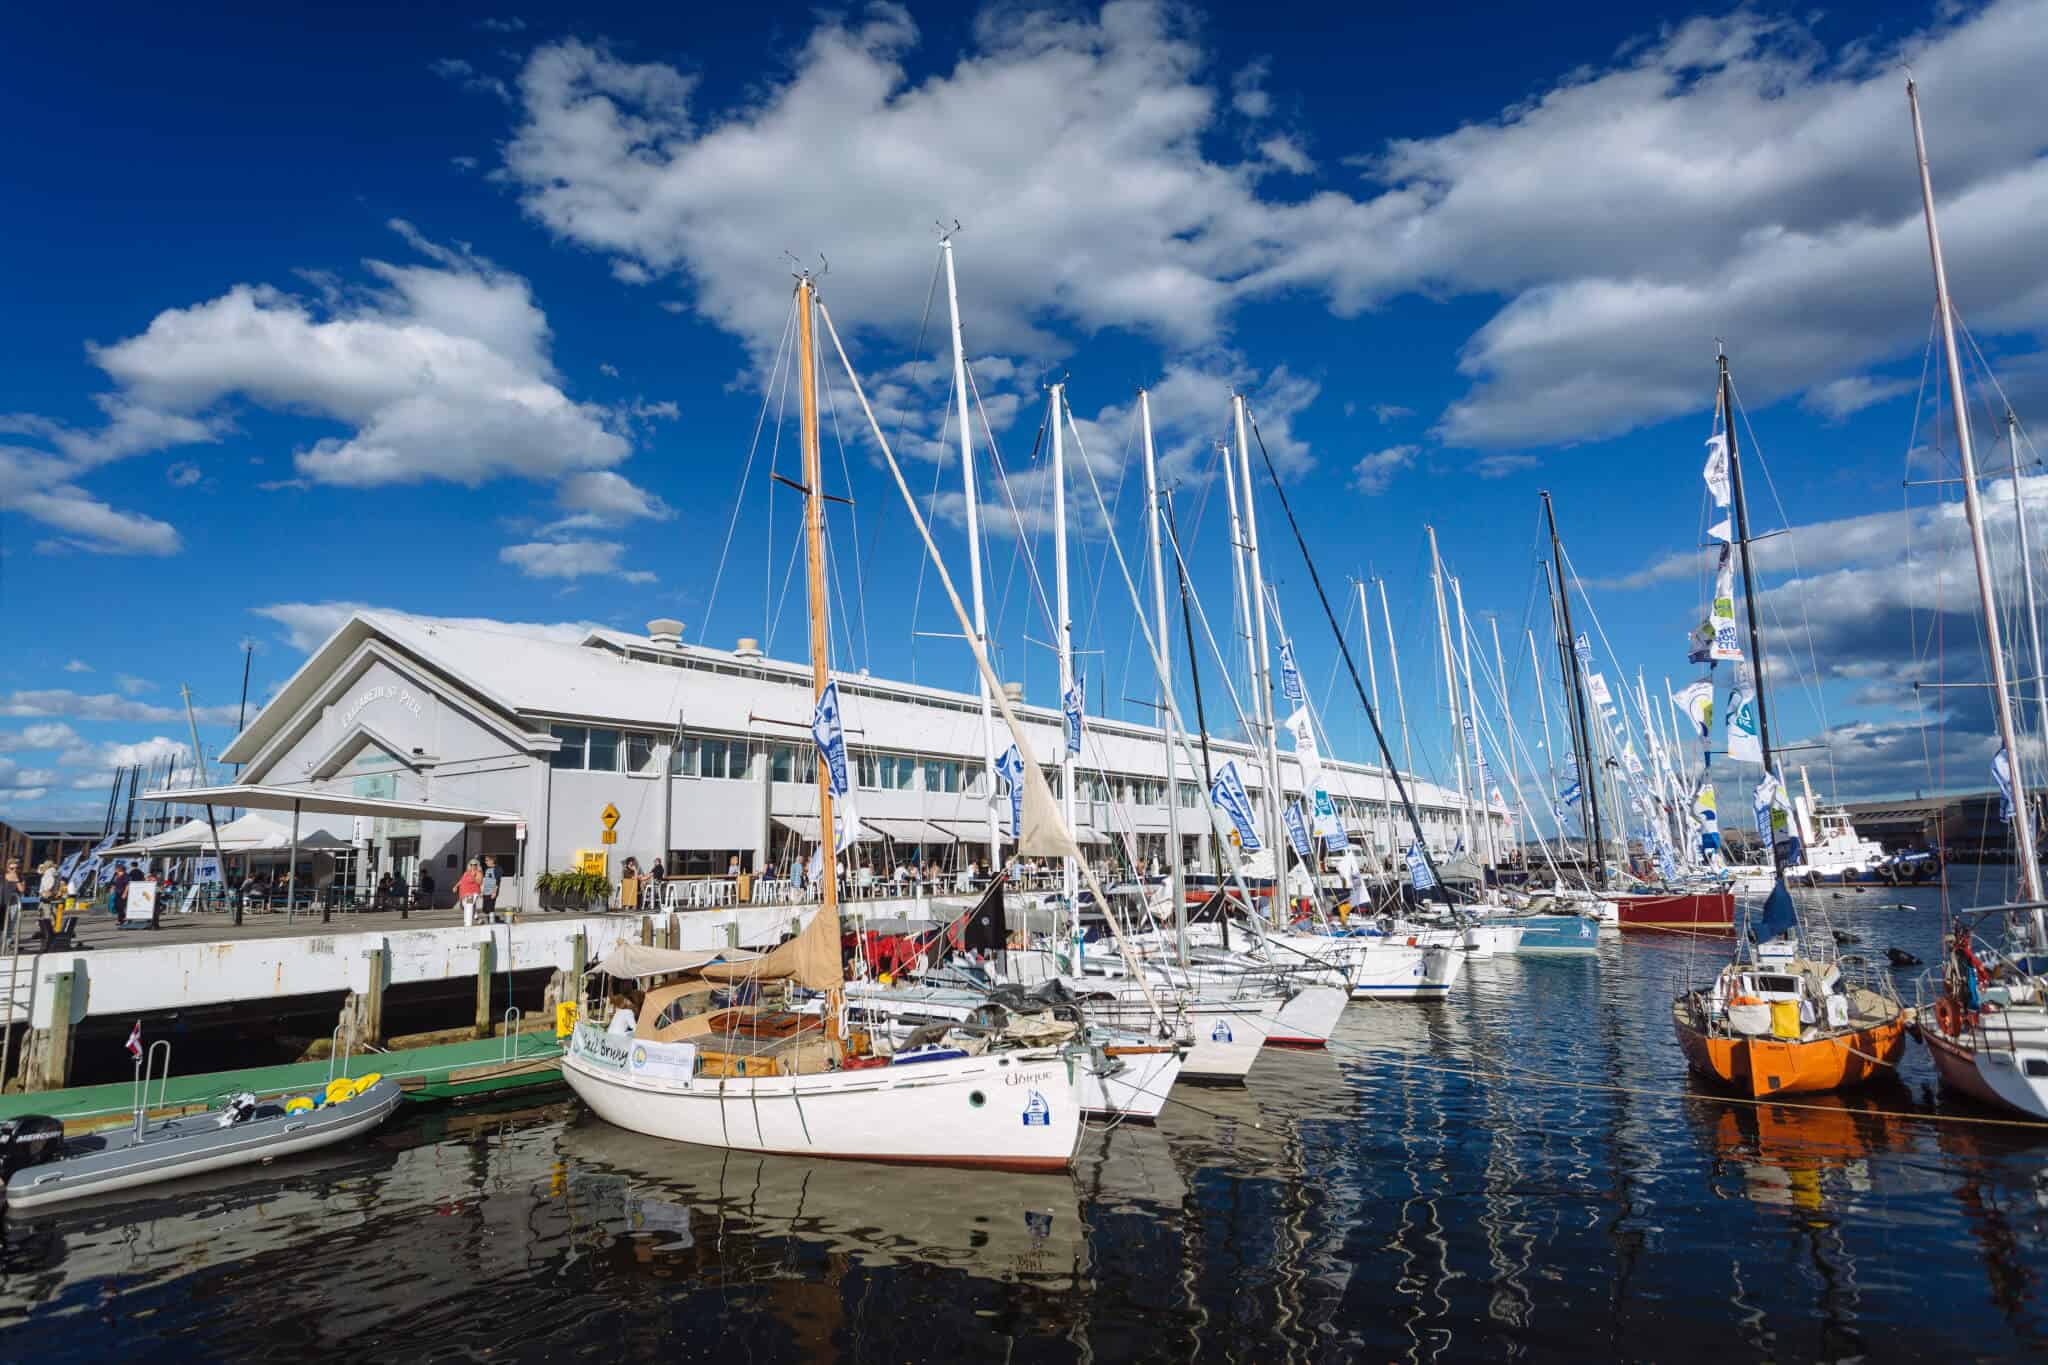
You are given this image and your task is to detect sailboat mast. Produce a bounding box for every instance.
[939,237,1002,875]
[796,276,843,1048]
[1378,577,1414,786]
[1051,384,1079,919]
[1454,577,1497,871]
[1359,579,1387,850]
[1234,394,1285,920]
[1491,617,1526,871]
[1140,389,1188,959]
[1907,79,2042,903]
[2009,409,2048,770]
[1428,527,1475,858]
[1719,354,1784,879]
[1529,629,1559,845]
[1543,495,1607,889]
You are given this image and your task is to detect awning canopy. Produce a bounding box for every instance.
[771,813,881,844]
[863,817,953,844]
[106,812,355,857]
[140,784,518,825]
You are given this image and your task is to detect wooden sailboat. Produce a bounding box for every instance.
[558,275,1088,1170]
[1901,77,2048,1121]
[1672,354,1909,1097]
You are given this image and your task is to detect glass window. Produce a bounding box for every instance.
[772,743,817,785]
[626,734,658,776]
[881,755,915,790]
[670,738,698,776]
[587,728,621,773]
[923,759,960,794]
[856,751,879,790]
[965,765,989,798]
[550,724,587,771]
[1178,781,1203,809]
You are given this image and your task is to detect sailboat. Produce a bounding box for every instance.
[559,274,1088,1170]
[1672,352,1910,1098]
[1898,77,2048,1120]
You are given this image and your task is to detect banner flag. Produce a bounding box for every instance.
[1725,687,1762,763]
[1063,676,1085,755]
[1209,760,1262,852]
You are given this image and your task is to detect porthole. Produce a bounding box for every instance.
[969,1090,987,1108]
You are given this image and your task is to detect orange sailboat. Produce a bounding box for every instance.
[1668,353,1909,1098]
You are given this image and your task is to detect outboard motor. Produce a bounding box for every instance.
[0,1115,65,1182]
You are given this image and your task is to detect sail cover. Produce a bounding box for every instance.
[700,904,841,991]
[599,942,760,980]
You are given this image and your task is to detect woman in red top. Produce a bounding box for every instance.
[456,858,484,926]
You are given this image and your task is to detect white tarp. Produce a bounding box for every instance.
[599,941,762,980]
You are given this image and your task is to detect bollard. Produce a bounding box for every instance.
[474,938,496,1039]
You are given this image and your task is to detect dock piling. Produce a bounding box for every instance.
[31,971,76,1093]
[363,946,387,1046]
[474,938,496,1039]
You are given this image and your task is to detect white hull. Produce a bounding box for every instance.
[1269,984,1350,1042]
[1060,988,1267,1082]
[1922,1014,2048,1121]
[561,1024,1085,1170]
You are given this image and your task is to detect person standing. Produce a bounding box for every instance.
[480,855,501,921]
[455,858,484,927]
[1,857,25,946]
[109,863,132,920]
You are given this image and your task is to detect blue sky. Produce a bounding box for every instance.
[3,0,2045,827]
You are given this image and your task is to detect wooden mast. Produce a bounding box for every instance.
[796,275,844,1052]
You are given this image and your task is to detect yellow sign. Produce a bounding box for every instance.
[601,830,617,845]
[576,849,608,877]
[601,803,620,831]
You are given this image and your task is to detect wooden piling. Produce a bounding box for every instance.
[363,946,387,1047]
[639,916,653,946]
[474,938,496,1039]
[33,971,75,1093]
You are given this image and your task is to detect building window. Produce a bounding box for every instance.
[878,755,915,790]
[923,758,962,794]
[674,737,749,780]
[856,751,879,790]
[626,734,659,777]
[1178,781,1203,809]
[587,728,622,773]
[550,724,587,770]
[965,766,989,798]
[772,743,817,785]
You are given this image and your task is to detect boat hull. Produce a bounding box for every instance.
[1512,914,1602,954]
[561,1025,1085,1170]
[1920,1019,2048,1121]
[1616,890,1735,936]
[1673,1003,1910,1098]
[1267,984,1349,1047]
[4,1080,404,1213]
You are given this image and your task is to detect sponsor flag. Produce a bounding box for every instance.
[1586,673,1614,709]
[1063,676,1085,756]
[1284,706,1324,786]
[1695,782,1721,852]
[1673,680,1714,741]
[994,745,1026,839]
[1278,639,1305,707]
[1993,746,2014,823]
[1703,432,1731,508]
[1725,687,1762,763]
[1311,789,1349,849]
[1405,841,1437,892]
[1208,760,1261,852]
[812,681,862,852]
[1283,802,1314,859]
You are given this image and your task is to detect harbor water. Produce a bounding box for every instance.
[3,878,2045,1360]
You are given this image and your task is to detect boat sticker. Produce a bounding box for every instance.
[1579,922,1593,938]
[574,1027,631,1071]
[1211,1020,1233,1043]
[629,1040,698,1083]
[1022,1089,1052,1126]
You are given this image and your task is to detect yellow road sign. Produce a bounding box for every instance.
[601,830,617,845]
[601,803,620,831]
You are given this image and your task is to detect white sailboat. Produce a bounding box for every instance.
[1900,78,2048,1120]
[560,274,1089,1170]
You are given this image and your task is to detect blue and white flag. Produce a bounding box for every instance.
[1063,676,1084,756]
[1406,841,1436,892]
[1575,633,1592,670]
[1993,746,2014,823]
[994,744,1026,840]
[1209,759,1261,852]
[1695,782,1721,853]
[812,681,862,852]
[57,849,81,882]
[1311,788,1349,850]
[1283,801,1314,859]
[1278,639,1305,707]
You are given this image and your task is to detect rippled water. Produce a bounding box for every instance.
[4,876,2047,1361]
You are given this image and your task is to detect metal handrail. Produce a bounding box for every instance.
[327,1022,352,1083]
[502,1006,524,1063]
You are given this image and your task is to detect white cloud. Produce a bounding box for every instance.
[165,460,203,486]
[63,660,91,673]
[500,540,656,583]
[0,722,80,752]
[552,470,674,530]
[1350,444,1417,495]
[1471,452,1539,479]
[598,362,620,378]
[1372,403,1414,424]
[0,689,239,724]
[115,674,155,697]
[431,57,511,103]
[0,454,182,554]
[495,1,2048,449]
[1258,135,1314,176]
[1802,374,1918,422]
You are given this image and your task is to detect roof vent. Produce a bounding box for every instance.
[1001,681,1025,705]
[734,636,764,659]
[646,618,685,649]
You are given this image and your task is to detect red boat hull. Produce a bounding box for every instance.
[1615,889,1734,935]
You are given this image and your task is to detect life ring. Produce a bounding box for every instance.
[1934,996,1960,1036]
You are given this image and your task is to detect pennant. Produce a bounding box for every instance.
[1283,801,1314,859]
[994,744,1026,839]
[1703,432,1731,508]
[1673,680,1714,741]
[125,1021,143,1060]
[1575,633,1592,670]
[1993,746,2014,824]
[1208,760,1262,852]
[1063,675,1085,756]
[1310,787,1342,840]
[1586,672,1614,709]
[1284,706,1324,785]
[1406,841,1437,892]
[1278,639,1305,707]
[1725,686,1762,763]
[1708,517,1733,545]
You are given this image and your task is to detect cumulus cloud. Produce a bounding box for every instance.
[500,540,656,583]
[165,460,203,486]
[1350,445,1417,495]
[0,689,240,724]
[551,470,674,530]
[0,722,81,752]
[494,0,2048,451]
[63,660,91,673]
[1802,375,1918,422]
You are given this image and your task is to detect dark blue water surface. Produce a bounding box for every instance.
[2,872,2045,1362]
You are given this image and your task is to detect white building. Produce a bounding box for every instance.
[220,612,1504,902]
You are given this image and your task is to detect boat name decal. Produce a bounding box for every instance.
[1005,1070,1052,1088]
